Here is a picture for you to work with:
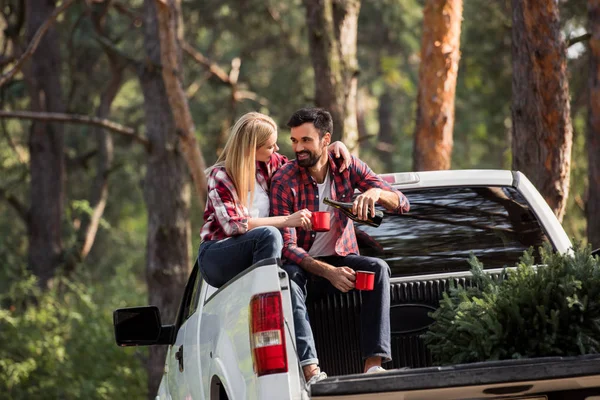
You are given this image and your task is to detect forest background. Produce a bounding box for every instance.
[0,0,597,399]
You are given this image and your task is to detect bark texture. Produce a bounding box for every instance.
[511,0,573,222]
[334,0,360,154]
[25,0,66,289]
[588,0,600,249]
[376,89,395,171]
[141,0,191,396]
[155,0,207,208]
[304,0,361,154]
[74,62,121,263]
[413,0,463,171]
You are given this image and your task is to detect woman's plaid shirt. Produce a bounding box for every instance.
[270,154,410,266]
[200,152,288,241]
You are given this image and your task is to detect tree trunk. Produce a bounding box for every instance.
[376,88,395,171]
[74,63,121,263]
[511,0,572,222]
[155,0,208,209]
[588,0,600,249]
[141,0,191,396]
[356,88,368,146]
[73,7,125,264]
[333,0,360,155]
[412,0,462,171]
[25,0,66,289]
[304,0,360,154]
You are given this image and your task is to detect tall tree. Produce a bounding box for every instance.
[304,0,361,153]
[69,3,126,268]
[588,0,600,249]
[140,0,191,395]
[511,0,573,222]
[24,0,66,288]
[155,0,208,206]
[412,0,463,171]
[376,88,395,169]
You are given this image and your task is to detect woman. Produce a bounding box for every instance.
[198,112,350,288]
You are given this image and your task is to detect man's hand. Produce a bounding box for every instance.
[353,188,382,220]
[324,266,356,292]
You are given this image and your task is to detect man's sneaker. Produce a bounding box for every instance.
[365,366,386,374]
[305,371,328,388]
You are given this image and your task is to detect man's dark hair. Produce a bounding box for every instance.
[286,107,333,139]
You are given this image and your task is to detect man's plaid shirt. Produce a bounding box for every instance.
[270,153,410,265]
[200,152,288,241]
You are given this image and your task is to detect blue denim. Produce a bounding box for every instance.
[282,255,391,367]
[198,226,283,288]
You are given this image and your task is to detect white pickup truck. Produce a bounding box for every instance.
[114,169,600,400]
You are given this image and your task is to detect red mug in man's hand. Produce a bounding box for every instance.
[355,270,375,291]
[311,211,330,232]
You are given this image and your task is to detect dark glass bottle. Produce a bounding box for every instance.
[323,197,384,227]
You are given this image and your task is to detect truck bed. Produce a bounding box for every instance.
[307,271,503,375]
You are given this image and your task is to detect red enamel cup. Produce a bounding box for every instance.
[355,270,375,291]
[311,211,331,232]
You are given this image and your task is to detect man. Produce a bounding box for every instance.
[270,107,410,385]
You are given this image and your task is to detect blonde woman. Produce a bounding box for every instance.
[198,112,351,288]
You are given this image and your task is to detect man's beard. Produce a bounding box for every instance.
[296,150,322,168]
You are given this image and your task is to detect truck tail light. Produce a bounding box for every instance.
[250,292,288,376]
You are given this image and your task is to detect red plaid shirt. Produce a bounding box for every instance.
[200,152,288,241]
[270,153,410,265]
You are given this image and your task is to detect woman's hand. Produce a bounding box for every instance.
[328,141,351,172]
[286,209,313,230]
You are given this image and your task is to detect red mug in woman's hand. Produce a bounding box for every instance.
[355,270,375,291]
[311,211,330,232]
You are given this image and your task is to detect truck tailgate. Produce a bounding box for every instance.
[310,354,600,399]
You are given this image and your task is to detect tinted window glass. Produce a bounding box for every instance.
[356,186,550,277]
[175,263,200,327]
[187,267,203,318]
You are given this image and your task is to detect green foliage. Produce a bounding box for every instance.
[0,265,147,399]
[357,0,423,172]
[453,0,512,169]
[423,243,600,365]
[563,107,588,244]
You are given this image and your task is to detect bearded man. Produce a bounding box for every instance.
[269,107,410,385]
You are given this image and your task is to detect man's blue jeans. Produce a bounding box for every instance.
[282,255,391,368]
[198,226,283,288]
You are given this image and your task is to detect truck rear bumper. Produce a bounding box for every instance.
[310,354,600,399]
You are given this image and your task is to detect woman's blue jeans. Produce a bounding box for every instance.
[198,226,283,288]
[282,255,391,368]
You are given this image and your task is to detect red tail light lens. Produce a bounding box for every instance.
[250,292,288,376]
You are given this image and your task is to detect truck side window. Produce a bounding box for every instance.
[355,186,550,278]
[186,265,203,318]
[175,261,202,328]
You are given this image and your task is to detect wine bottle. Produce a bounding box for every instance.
[323,197,384,227]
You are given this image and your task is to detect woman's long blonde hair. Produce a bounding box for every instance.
[213,112,277,208]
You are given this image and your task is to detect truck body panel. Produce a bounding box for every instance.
[194,262,302,400]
